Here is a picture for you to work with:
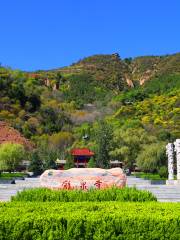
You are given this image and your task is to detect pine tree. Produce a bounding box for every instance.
[96,120,113,168]
[28,150,43,176]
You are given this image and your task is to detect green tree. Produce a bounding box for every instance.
[110,128,157,170]
[96,120,113,168]
[64,73,95,107]
[0,143,25,172]
[87,157,95,168]
[136,142,166,173]
[28,150,43,176]
[64,153,74,169]
[49,131,74,151]
[40,106,71,134]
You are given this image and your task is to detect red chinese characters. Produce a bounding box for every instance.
[80,181,87,190]
[94,180,102,189]
[62,180,72,190]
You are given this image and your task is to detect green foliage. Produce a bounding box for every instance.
[133,172,166,180]
[64,73,93,105]
[87,157,95,167]
[158,166,168,178]
[66,54,127,91]
[113,89,180,141]
[136,142,166,172]
[48,131,74,151]
[113,88,148,104]
[96,120,113,168]
[63,73,109,108]
[0,143,25,172]
[143,74,180,95]
[0,172,27,179]
[0,54,180,175]
[12,187,156,202]
[64,154,74,170]
[40,105,71,134]
[110,128,157,169]
[28,136,67,173]
[28,150,43,176]
[1,202,180,239]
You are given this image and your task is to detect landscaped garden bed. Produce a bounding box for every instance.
[11,187,157,202]
[0,201,180,239]
[1,187,180,239]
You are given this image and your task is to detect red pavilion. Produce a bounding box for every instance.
[71,148,94,168]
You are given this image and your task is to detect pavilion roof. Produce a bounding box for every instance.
[71,148,94,156]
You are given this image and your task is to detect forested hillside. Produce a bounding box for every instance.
[0,52,179,174]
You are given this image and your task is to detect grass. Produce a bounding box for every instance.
[133,172,166,180]
[0,172,27,180]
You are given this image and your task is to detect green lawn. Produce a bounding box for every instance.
[133,172,167,180]
[0,172,27,180]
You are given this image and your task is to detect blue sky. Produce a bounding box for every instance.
[0,0,180,71]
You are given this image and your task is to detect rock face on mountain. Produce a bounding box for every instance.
[40,168,127,190]
[0,121,34,150]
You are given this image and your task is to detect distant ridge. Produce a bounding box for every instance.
[48,52,180,88]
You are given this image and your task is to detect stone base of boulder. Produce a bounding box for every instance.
[166,180,180,185]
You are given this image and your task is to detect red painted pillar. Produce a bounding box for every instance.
[85,159,87,168]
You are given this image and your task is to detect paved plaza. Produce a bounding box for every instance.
[0,178,40,202]
[127,176,180,202]
[1,176,180,202]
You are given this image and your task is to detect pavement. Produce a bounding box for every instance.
[1,176,180,202]
[127,176,180,202]
[0,178,40,202]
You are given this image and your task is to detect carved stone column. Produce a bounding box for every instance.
[174,139,180,181]
[166,143,174,180]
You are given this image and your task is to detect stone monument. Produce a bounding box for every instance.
[166,139,180,185]
[174,139,180,182]
[40,168,127,190]
[166,143,174,181]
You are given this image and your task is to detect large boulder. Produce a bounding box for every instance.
[40,168,126,190]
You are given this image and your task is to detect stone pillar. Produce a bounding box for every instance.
[174,139,180,181]
[166,143,174,180]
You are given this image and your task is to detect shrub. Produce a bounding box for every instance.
[11,187,157,202]
[0,202,180,240]
[158,166,168,178]
[134,172,166,180]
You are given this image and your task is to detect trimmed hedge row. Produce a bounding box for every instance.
[11,187,157,202]
[0,202,180,240]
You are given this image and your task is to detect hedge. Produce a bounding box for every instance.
[11,187,157,202]
[0,202,180,240]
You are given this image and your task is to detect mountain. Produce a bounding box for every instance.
[57,53,131,90]
[0,52,179,172]
[0,52,179,140]
[55,52,180,88]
